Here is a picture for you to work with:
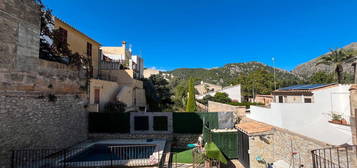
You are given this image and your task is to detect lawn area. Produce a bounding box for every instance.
[172,148,193,163]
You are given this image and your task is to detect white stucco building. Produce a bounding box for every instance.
[196,84,242,102]
[247,84,352,145]
[130,55,144,79]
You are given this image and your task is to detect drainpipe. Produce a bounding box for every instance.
[351,63,357,144]
[349,85,357,145]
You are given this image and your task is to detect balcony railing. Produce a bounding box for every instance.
[311,145,357,168]
[100,61,125,70]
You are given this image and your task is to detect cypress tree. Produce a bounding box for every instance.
[186,78,197,112]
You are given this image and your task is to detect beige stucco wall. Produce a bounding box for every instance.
[89,79,120,111]
[116,86,134,107]
[116,86,146,109]
[274,95,314,103]
[100,70,143,88]
[143,68,160,78]
[55,19,101,78]
[135,88,147,107]
[90,78,146,112]
[255,95,273,105]
[208,101,246,117]
[101,45,131,65]
[285,95,303,103]
[101,47,125,55]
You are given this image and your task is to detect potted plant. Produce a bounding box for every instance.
[341,118,348,125]
[330,113,343,124]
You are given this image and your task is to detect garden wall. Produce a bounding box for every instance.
[208,101,245,116]
[88,112,220,134]
[0,92,88,168]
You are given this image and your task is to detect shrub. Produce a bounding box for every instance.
[228,102,263,108]
[104,101,127,113]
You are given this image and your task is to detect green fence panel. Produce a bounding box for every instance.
[211,132,238,159]
[173,112,218,133]
[197,112,219,129]
[88,112,130,133]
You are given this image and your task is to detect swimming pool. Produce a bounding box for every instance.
[62,139,166,167]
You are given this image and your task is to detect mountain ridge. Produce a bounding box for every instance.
[292,42,357,77]
[163,61,301,87]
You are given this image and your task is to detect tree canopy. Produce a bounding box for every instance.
[143,75,173,111]
[317,48,356,83]
[186,78,197,112]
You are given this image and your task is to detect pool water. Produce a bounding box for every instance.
[66,144,156,162]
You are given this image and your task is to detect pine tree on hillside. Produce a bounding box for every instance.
[186,78,197,112]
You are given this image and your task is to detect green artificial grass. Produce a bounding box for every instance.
[172,148,193,163]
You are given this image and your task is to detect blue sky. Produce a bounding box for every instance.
[43,0,357,71]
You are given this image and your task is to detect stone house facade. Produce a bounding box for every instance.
[54,18,101,78]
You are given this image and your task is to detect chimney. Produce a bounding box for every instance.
[122,41,127,49]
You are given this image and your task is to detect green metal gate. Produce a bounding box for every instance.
[203,127,239,159]
[237,130,250,168]
[211,131,239,159]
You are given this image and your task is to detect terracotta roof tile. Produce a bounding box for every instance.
[236,120,273,135]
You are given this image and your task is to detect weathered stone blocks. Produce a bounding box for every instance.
[0,92,88,168]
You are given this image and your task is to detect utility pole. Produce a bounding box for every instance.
[272,57,276,90]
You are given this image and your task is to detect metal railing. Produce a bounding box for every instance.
[311,145,357,168]
[12,144,165,168]
[100,61,125,70]
[171,148,220,168]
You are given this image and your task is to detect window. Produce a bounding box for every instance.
[94,89,100,104]
[304,98,312,103]
[278,96,283,103]
[59,27,68,44]
[134,116,149,131]
[87,42,92,57]
[153,116,168,131]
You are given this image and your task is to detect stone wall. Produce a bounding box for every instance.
[88,133,201,148]
[1,59,83,93]
[0,1,89,168]
[208,101,246,125]
[0,0,40,71]
[249,128,328,168]
[0,92,88,168]
[0,0,83,94]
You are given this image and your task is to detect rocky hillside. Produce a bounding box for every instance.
[292,42,357,77]
[164,61,301,86]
